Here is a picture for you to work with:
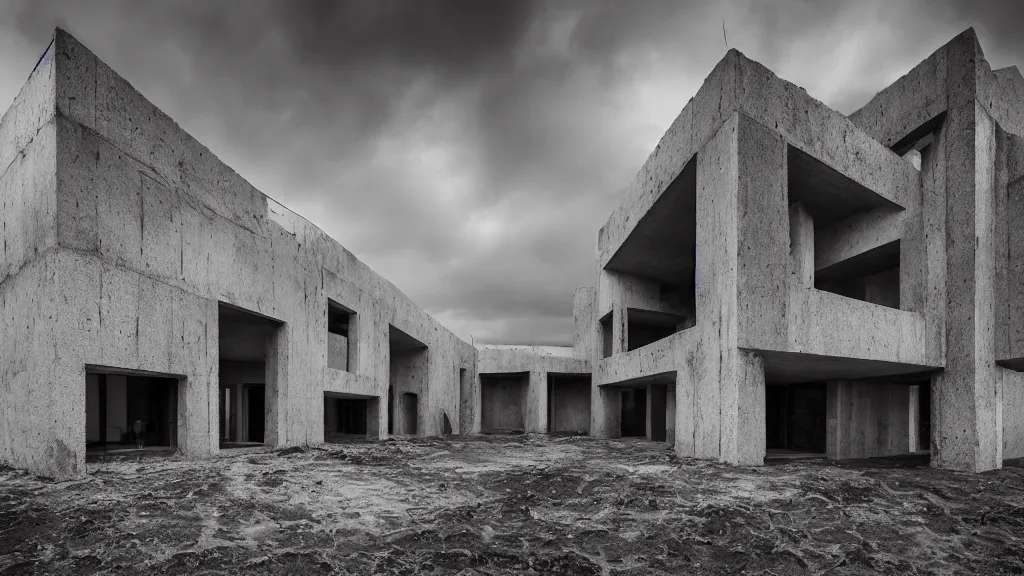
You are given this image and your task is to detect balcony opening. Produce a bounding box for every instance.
[627,308,687,351]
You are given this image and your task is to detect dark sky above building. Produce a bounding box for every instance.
[1,0,1021,345]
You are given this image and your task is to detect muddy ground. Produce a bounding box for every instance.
[1,436,1023,575]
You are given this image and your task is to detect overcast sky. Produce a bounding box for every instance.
[1,0,1020,346]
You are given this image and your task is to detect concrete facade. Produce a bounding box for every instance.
[576,28,1024,472]
[0,30,476,479]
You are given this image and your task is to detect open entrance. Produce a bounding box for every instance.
[765,383,827,457]
[388,325,427,436]
[324,392,372,442]
[620,387,647,437]
[219,303,283,448]
[86,369,180,457]
[480,373,527,434]
[547,373,590,435]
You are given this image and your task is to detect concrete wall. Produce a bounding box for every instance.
[0,29,476,479]
[473,345,589,434]
[480,373,527,433]
[548,375,591,433]
[826,381,916,459]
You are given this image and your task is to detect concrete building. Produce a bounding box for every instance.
[4,27,1024,479]
[576,28,1024,473]
[0,30,475,480]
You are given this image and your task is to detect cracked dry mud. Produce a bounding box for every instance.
[1,436,1023,575]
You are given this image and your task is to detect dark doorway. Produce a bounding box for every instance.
[918,382,931,451]
[247,385,265,443]
[765,383,826,453]
[218,303,283,448]
[620,388,647,437]
[387,385,394,435]
[402,392,418,435]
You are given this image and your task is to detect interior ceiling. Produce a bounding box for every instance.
[605,157,696,287]
[627,308,685,328]
[761,350,936,385]
[788,146,902,229]
[389,325,427,352]
[815,240,901,282]
[219,305,282,363]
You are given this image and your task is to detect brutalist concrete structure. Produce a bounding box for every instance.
[5,27,1024,479]
[576,27,1024,473]
[0,30,476,480]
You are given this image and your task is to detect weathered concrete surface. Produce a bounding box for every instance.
[474,345,589,434]
[580,27,1024,473]
[0,29,475,479]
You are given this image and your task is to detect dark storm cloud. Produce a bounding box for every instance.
[2,0,1015,345]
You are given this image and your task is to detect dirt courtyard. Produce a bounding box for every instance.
[1,436,1023,575]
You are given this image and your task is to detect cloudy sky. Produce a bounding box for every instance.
[0,0,1020,346]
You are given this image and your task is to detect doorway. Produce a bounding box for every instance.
[218,303,283,448]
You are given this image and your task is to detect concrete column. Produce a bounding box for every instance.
[613,306,628,355]
[264,323,288,447]
[591,385,621,438]
[689,113,778,465]
[789,202,814,288]
[526,369,547,433]
[666,382,676,448]
[932,86,1002,471]
[646,384,668,442]
[908,385,920,452]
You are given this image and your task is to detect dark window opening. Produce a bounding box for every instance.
[815,241,901,309]
[328,300,356,372]
[627,308,687,351]
[86,371,179,457]
[600,312,613,358]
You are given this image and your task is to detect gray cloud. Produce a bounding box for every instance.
[1,1,1019,345]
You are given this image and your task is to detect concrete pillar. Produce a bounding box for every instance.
[592,385,621,438]
[932,72,1002,471]
[264,323,288,447]
[689,113,778,465]
[666,382,676,448]
[789,202,814,288]
[527,369,547,433]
